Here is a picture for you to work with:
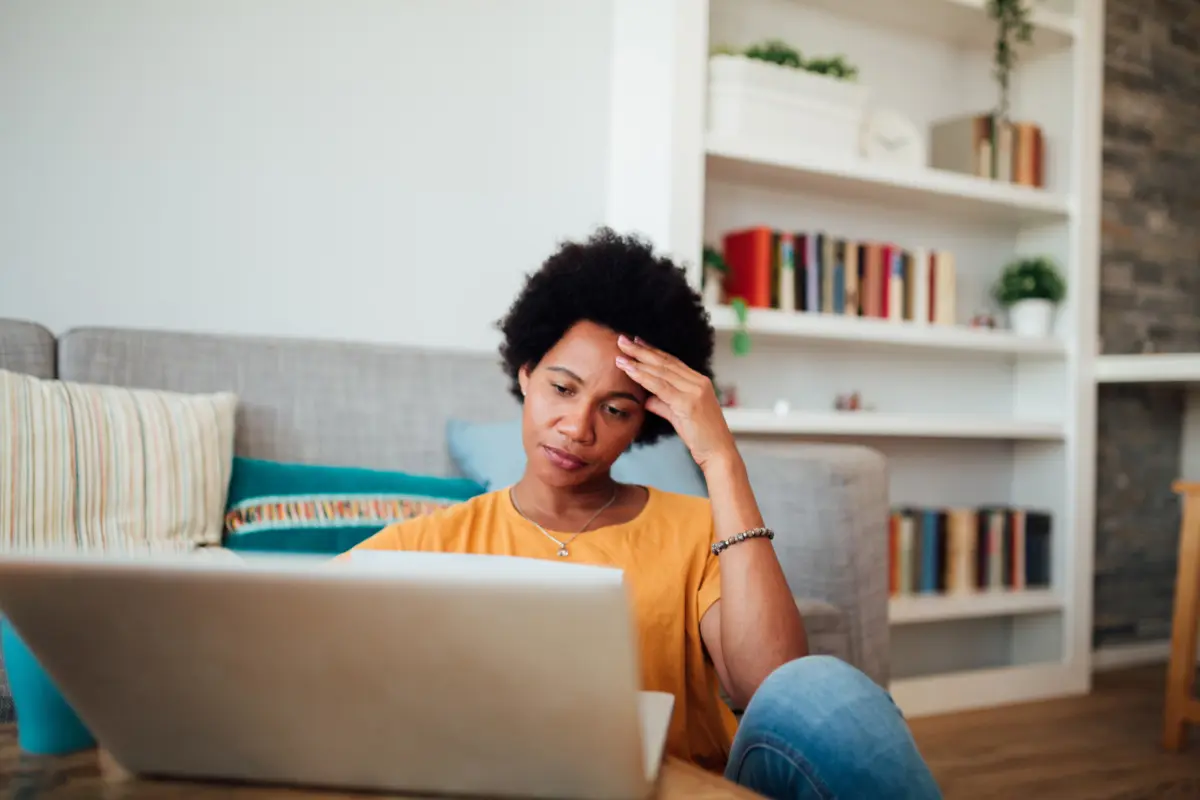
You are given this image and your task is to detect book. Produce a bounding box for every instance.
[887,504,1053,597]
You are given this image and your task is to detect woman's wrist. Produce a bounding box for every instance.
[700,445,746,483]
[702,446,766,537]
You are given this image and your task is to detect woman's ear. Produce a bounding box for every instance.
[517,364,531,398]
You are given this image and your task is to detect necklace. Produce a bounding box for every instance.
[510,484,620,557]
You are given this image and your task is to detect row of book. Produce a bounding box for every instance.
[930,113,1046,188]
[721,226,957,325]
[889,505,1052,597]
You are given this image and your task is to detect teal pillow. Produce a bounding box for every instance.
[223,457,485,554]
[446,418,708,498]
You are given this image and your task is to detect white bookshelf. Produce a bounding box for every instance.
[605,0,1103,718]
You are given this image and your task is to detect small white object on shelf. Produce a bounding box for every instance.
[1007,298,1057,338]
[772,399,790,416]
[707,54,869,161]
[861,108,925,169]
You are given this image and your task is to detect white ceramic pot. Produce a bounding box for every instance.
[1008,298,1056,337]
[702,267,723,306]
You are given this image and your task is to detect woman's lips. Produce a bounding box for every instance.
[542,445,588,471]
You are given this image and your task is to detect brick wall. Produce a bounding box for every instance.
[1094,0,1200,648]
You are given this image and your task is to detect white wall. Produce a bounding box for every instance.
[0,0,614,353]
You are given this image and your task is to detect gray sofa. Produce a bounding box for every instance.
[0,317,890,721]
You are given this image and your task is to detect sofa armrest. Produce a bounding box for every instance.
[738,440,890,687]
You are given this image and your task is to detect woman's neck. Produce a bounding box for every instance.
[511,473,621,522]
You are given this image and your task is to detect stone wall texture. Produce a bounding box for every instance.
[1094,0,1200,648]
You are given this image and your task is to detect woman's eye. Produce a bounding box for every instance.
[552,384,571,396]
[605,405,629,419]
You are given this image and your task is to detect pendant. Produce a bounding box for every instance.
[557,548,569,557]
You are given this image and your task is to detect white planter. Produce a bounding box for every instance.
[702,267,723,306]
[707,54,869,160]
[1008,299,1056,338]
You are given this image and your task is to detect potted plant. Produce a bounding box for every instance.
[992,256,1065,337]
[707,39,867,159]
[701,245,727,307]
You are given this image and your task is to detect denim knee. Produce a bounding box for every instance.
[751,655,876,708]
[725,656,942,800]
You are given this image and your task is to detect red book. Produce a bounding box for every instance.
[722,227,774,309]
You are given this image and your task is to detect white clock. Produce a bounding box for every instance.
[861,109,924,169]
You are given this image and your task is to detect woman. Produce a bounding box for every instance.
[347,228,942,799]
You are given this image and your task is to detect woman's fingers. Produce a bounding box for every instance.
[616,335,701,386]
[617,356,699,401]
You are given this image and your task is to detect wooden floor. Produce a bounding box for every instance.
[909,665,1200,799]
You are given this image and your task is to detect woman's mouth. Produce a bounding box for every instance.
[542,445,588,471]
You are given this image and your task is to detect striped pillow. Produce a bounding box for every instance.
[0,368,237,553]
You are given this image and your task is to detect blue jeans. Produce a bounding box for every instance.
[724,656,943,799]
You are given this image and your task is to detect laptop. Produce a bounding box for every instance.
[0,548,674,799]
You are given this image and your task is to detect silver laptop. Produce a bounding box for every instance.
[0,548,674,799]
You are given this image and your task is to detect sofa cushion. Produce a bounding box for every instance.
[223,456,485,554]
[0,319,55,379]
[0,368,237,552]
[56,326,517,477]
[446,417,708,497]
[795,598,851,663]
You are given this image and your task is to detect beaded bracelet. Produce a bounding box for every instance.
[711,526,774,556]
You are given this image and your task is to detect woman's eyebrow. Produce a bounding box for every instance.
[546,366,646,404]
[546,366,583,382]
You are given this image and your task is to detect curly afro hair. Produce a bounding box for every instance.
[497,227,714,446]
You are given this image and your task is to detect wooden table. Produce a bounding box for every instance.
[0,725,759,799]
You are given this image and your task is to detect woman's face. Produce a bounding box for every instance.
[517,320,649,489]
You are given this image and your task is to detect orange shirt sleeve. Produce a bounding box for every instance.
[697,549,721,620]
[331,517,428,562]
[696,524,721,622]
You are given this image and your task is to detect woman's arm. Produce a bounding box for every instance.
[615,336,808,707]
[699,452,808,707]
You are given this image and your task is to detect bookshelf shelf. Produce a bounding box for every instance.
[722,408,1064,440]
[1094,354,1200,384]
[889,662,1078,719]
[707,304,1066,357]
[706,135,1071,225]
[787,0,1076,58]
[889,589,1062,625]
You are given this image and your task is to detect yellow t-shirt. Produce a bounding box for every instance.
[346,486,738,772]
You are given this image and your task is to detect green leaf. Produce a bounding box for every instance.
[737,39,859,82]
[732,329,752,357]
[730,297,748,324]
[729,297,751,357]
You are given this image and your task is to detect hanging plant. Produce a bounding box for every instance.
[730,297,751,357]
[987,0,1034,123]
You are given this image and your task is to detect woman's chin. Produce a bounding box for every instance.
[530,463,596,489]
